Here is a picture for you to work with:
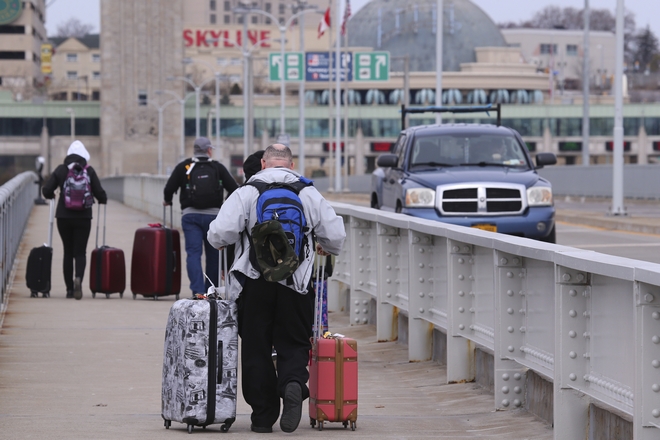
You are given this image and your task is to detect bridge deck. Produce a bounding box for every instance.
[0,200,553,438]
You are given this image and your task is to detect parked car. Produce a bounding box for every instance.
[371,106,557,242]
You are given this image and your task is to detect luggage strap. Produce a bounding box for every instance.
[204,299,219,426]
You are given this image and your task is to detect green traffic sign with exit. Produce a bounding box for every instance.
[269,52,304,82]
[353,52,390,81]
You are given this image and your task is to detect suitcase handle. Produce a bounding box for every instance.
[95,203,107,248]
[162,204,174,228]
[47,198,55,247]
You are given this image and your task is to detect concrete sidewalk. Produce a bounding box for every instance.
[0,200,554,439]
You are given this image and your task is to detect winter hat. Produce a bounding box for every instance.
[243,150,265,182]
[193,137,215,156]
[67,140,90,162]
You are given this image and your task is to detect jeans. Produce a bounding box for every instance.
[181,213,219,294]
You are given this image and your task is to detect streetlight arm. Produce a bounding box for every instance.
[284,6,319,29]
[167,75,197,89]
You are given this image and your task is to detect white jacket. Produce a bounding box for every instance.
[207,167,346,297]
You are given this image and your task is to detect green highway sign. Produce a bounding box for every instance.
[353,52,390,81]
[269,52,304,82]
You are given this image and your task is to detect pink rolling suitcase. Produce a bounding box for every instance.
[308,257,358,431]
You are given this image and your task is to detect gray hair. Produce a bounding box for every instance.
[263,144,293,163]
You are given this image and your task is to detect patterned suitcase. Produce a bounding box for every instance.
[161,297,238,433]
[308,256,358,431]
[130,206,181,300]
[90,204,126,298]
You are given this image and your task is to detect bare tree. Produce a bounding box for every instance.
[55,18,94,38]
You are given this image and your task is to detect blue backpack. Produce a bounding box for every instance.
[247,178,313,282]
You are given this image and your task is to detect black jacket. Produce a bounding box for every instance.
[42,154,108,219]
[163,156,239,210]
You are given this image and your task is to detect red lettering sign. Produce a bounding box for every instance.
[260,30,270,48]
[183,29,194,47]
[182,29,273,48]
[209,30,222,47]
[196,30,209,47]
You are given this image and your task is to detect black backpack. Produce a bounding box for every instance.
[186,158,223,209]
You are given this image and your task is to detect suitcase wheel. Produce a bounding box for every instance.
[310,418,316,428]
[132,293,137,300]
[318,421,324,431]
[163,419,171,429]
[42,292,50,298]
[106,293,110,299]
[175,293,180,300]
[187,424,194,434]
[351,421,356,431]
[30,291,38,298]
[120,292,124,299]
[153,295,158,301]
[92,292,96,299]
[220,424,229,433]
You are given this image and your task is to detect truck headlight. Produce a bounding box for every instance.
[405,188,435,207]
[527,187,553,206]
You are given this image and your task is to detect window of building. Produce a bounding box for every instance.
[265,2,271,12]
[210,14,216,24]
[237,15,243,24]
[224,15,231,24]
[66,53,77,62]
[67,71,78,80]
[92,53,100,63]
[92,71,101,80]
[566,44,578,56]
[540,44,558,55]
[251,15,257,24]
[224,1,230,11]
[0,25,25,34]
[265,18,271,24]
[279,3,285,14]
[210,0,216,11]
[138,90,148,106]
[278,17,284,25]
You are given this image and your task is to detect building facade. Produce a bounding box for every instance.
[48,35,101,102]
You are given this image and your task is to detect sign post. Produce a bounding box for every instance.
[353,52,390,81]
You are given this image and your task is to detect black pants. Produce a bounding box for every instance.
[56,218,91,292]
[237,276,315,428]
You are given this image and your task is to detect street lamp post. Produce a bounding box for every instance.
[167,75,215,139]
[66,107,75,140]
[151,97,178,174]
[156,90,196,161]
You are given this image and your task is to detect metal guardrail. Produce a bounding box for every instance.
[329,202,660,440]
[0,172,38,314]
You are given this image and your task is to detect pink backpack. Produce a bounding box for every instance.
[63,163,94,210]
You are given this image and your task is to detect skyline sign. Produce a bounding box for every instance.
[305,51,353,82]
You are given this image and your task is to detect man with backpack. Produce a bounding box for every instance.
[207,144,346,434]
[163,137,238,296]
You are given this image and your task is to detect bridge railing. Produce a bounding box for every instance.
[105,175,660,439]
[0,172,39,314]
[330,202,660,440]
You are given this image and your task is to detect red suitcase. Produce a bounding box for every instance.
[130,206,181,300]
[308,257,358,431]
[90,204,126,298]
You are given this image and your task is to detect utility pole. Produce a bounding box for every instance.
[611,0,626,215]
[582,0,590,166]
[435,0,443,124]
[334,0,342,192]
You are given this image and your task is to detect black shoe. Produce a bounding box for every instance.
[280,382,302,433]
[73,277,82,300]
[66,290,74,299]
[250,424,273,433]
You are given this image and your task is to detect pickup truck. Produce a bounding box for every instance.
[371,105,558,242]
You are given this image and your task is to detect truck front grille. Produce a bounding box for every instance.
[438,183,526,216]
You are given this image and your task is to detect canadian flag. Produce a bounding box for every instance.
[318,7,331,39]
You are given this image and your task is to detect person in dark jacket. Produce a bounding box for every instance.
[242,150,264,183]
[42,140,107,300]
[163,137,239,295]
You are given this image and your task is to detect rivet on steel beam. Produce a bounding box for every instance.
[583,353,590,359]
[652,360,660,368]
[386,279,391,284]
[470,291,475,296]
[419,292,425,297]
[507,308,514,314]
[359,281,364,286]
[419,277,425,283]
[419,308,424,313]
[418,263,425,268]
[458,258,464,264]
[419,248,425,253]
[569,331,577,338]
[519,327,526,333]
[583,332,590,339]
[468,275,474,281]
[514,373,522,381]
[355,300,360,305]
[569,289,577,297]
[652,384,660,392]
[519,309,525,315]
[507,346,515,352]
[424,237,431,243]
[569,310,577,318]
[500,258,508,265]
[519,290,525,296]
[583,311,590,317]
[413,236,420,243]
[363,309,368,314]
[385,265,391,270]
[359,243,364,248]
[569,351,577,359]
[458,275,464,280]
[514,386,521,394]
[653,336,660,344]
[359,256,364,260]
[359,231,364,236]
[576,273,585,282]
[459,307,465,313]
[458,291,465,297]
[502,373,510,380]
[652,409,660,418]
[463,246,470,252]
[645,294,655,303]
[362,318,368,324]
[459,324,465,330]
[501,386,509,394]
[654,312,660,320]
[582,290,589,297]
[354,318,360,323]
[452,246,460,252]
[518,272,525,278]
[501,400,510,407]
[507,290,514,296]
[386,293,391,298]
[355,309,360,314]
[386,238,391,244]
[363,300,368,305]
[507,272,514,278]
[469,308,475,313]
[562,273,571,282]
[359,268,364,273]
[569,373,577,381]
[386,252,391,257]
[507,326,514,333]
[513,258,520,265]
[469,258,474,264]
[513,399,521,408]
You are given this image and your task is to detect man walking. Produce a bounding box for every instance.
[164,137,238,295]
[207,144,345,433]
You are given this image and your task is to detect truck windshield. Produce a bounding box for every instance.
[410,134,530,169]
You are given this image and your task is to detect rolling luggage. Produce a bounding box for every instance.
[130,205,181,300]
[161,249,238,433]
[90,204,126,298]
[309,257,358,431]
[26,199,55,298]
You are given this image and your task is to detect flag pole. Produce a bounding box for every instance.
[334,0,341,192]
[327,3,334,192]
[342,17,349,192]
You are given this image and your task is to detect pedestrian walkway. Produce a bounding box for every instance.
[0,199,556,439]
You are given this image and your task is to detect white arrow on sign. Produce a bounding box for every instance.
[375,55,387,79]
[272,54,282,67]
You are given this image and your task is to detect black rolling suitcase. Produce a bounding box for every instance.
[161,249,238,433]
[26,199,55,298]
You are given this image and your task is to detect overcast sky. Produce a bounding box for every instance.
[45,0,658,41]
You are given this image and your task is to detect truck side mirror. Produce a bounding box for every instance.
[535,153,557,169]
[377,154,398,168]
